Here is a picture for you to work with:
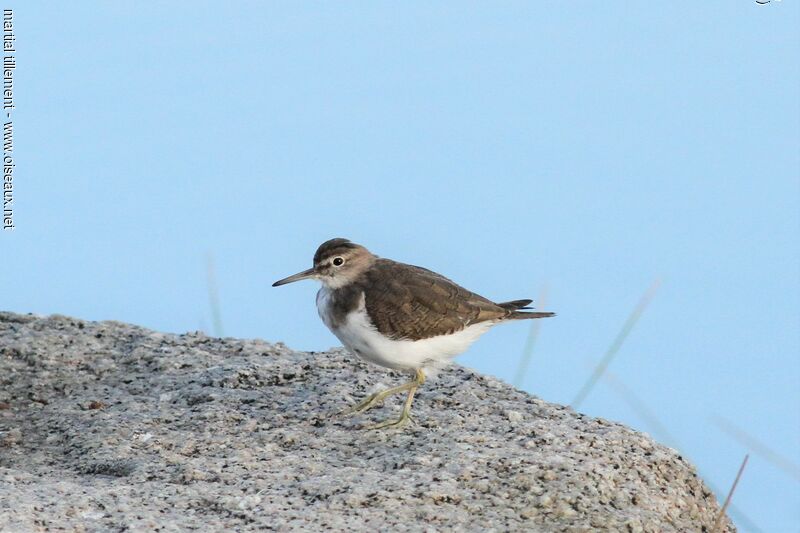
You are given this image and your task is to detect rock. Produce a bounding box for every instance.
[0,311,733,532]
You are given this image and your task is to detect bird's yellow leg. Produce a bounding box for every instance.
[344,368,427,416]
[341,380,416,415]
[367,369,426,430]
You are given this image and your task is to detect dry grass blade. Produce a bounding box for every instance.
[710,415,800,482]
[597,371,763,532]
[600,368,679,448]
[596,369,762,531]
[513,287,548,388]
[570,279,661,409]
[206,252,225,337]
[713,454,750,533]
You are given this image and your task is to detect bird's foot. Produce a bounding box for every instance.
[366,410,414,430]
[365,382,420,430]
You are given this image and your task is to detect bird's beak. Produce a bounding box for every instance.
[272,267,316,287]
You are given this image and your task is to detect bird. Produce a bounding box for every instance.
[272,238,555,429]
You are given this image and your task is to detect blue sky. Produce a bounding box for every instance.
[3,2,799,530]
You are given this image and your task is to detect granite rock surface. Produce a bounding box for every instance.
[0,312,732,532]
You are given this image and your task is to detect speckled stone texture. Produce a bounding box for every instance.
[0,312,732,532]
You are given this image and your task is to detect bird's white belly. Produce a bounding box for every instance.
[316,287,493,370]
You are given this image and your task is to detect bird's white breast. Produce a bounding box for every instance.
[316,287,494,371]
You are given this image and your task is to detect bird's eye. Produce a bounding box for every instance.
[332,257,345,267]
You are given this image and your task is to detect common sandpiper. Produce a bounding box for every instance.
[273,238,555,429]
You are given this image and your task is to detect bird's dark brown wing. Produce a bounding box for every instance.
[360,259,511,341]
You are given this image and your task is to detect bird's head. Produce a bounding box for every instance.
[272,238,376,289]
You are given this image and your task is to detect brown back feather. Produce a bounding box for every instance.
[359,259,514,341]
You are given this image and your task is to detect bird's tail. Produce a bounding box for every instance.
[508,311,556,320]
[497,299,533,310]
[497,299,555,320]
